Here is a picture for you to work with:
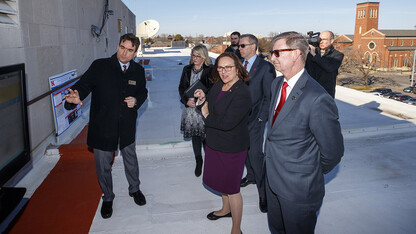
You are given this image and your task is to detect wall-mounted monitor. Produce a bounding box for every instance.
[0,63,30,187]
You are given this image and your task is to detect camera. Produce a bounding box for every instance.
[306,31,321,47]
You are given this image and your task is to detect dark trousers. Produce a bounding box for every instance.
[265,176,322,234]
[245,121,266,199]
[94,142,141,201]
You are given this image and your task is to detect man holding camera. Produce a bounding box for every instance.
[305,31,344,98]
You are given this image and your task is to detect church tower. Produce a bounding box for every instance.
[354,2,380,37]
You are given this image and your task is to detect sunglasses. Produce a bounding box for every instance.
[269,49,296,57]
[238,43,253,48]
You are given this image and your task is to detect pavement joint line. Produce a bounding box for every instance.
[342,121,416,135]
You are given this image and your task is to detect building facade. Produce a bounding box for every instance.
[334,2,416,70]
[0,0,136,162]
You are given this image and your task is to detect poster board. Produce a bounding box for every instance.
[49,70,81,136]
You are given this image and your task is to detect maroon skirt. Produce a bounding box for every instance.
[202,145,247,194]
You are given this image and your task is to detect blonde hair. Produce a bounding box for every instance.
[190,44,212,66]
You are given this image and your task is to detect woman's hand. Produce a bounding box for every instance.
[187,98,196,108]
[194,89,206,104]
[201,101,209,118]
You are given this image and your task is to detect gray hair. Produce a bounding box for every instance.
[271,31,309,63]
[240,34,258,50]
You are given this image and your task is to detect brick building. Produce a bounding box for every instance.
[334,2,416,70]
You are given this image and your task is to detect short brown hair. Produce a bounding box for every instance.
[119,33,140,52]
[212,52,250,83]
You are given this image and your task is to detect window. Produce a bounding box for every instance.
[411,40,414,46]
[393,59,398,67]
[375,10,377,18]
[359,26,362,34]
[368,42,376,50]
[363,10,365,18]
[0,0,18,26]
[391,40,394,46]
[401,40,404,46]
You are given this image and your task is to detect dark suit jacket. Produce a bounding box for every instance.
[305,45,344,98]
[178,63,213,106]
[265,70,344,203]
[224,46,242,59]
[246,56,276,127]
[65,53,148,151]
[203,80,252,153]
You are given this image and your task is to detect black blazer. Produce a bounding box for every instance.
[65,53,148,151]
[203,80,252,153]
[178,63,213,106]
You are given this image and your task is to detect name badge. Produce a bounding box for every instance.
[128,80,136,85]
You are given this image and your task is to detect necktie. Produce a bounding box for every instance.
[123,65,127,73]
[272,82,288,126]
[244,60,248,71]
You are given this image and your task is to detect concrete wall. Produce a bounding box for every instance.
[0,0,136,154]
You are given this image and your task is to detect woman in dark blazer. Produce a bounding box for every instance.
[194,52,251,234]
[178,44,213,177]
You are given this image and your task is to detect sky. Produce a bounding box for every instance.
[121,0,416,37]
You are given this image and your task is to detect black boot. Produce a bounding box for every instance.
[195,155,203,177]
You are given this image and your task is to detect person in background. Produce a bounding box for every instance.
[305,30,344,98]
[225,31,242,59]
[64,33,148,219]
[194,52,251,234]
[238,33,276,213]
[265,31,344,233]
[178,44,213,177]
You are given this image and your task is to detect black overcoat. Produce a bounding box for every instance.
[65,53,148,151]
[178,63,213,106]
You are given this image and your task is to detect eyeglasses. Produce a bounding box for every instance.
[238,43,253,48]
[192,54,202,59]
[269,49,296,57]
[217,66,235,72]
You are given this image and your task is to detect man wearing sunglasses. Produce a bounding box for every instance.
[305,31,344,98]
[224,31,242,59]
[238,34,276,213]
[265,31,344,233]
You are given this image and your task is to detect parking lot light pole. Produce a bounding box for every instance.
[411,49,415,87]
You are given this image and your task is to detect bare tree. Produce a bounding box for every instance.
[341,47,380,85]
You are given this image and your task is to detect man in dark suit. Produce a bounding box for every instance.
[224,31,242,59]
[305,30,344,98]
[64,33,148,219]
[265,31,344,233]
[239,34,276,213]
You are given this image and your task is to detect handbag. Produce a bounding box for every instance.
[184,80,207,98]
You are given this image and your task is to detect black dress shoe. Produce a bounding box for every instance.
[240,177,256,187]
[131,190,146,206]
[207,211,232,220]
[101,201,113,219]
[259,197,268,213]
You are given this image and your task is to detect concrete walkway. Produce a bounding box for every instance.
[14,47,416,234]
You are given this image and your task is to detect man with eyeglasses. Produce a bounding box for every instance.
[64,33,148,219]
[265,31,343,233]
[224,31,242,59]
[305,31,344,98]
[238,33,276,213]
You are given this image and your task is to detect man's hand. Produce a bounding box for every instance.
[124,96,137,108]
[309,45,317,56]
[64,89,83,105]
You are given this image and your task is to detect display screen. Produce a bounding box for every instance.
[0,64,29,186]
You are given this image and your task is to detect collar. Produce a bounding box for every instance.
[118,60,130,71]
[284,68,304,89]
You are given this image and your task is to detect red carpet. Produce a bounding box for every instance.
[9,126,102,233]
